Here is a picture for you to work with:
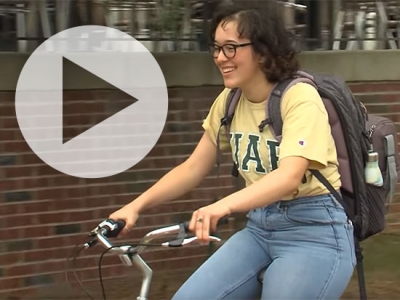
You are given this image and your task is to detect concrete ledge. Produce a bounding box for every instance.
[298,50,400,83]
[0,50,399,91]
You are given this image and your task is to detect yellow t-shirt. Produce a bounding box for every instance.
[202,83,341,200]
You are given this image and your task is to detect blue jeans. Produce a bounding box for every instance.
[172,194,356,299]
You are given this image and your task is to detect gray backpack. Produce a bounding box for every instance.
[218,70,400,300]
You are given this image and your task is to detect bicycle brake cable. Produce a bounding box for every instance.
[66,243,94,300]
[98,246,120,300]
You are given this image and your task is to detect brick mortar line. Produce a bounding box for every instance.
[0,208,221,225]
[0,201,227,216]
[353,91,400,95]
[0,198,222,210]
[368,112,400,116]
[0,176,234,192]
[2,152,232,159]
[0,118,203,124]
[0,157,232,167]
[0,210,233,233]
[0,196,224,209]
[364,103,400,106]
[1,174,233,184]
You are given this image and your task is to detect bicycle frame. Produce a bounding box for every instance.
[84,219,222,300]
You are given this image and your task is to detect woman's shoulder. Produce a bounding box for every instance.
[280,82,325,114]
[283,82,321,102]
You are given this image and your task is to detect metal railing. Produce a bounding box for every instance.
[0,0,399,52]
[332,0,400,50]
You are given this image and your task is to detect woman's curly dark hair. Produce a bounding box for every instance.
[208,1,300,82]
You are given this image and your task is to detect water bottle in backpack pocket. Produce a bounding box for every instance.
[364,151,383,187]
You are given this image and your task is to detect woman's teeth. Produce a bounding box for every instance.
[222,67,236,73]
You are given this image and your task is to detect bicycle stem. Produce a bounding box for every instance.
[132,255,152,300]
[95,232,153,300]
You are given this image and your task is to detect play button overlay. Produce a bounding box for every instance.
[15,25,168,178]
[62,56,138,144]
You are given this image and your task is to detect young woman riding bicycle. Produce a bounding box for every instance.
[109,2,356,299]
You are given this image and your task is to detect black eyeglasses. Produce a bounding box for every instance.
[208,42,253,59]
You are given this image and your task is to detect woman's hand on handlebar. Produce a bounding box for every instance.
[108,203,139,238]
[189,201,231,243]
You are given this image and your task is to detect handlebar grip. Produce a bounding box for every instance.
[100,219,126,238]
[112,219,126,237]
[183,216,229,232]
[183,221,190,232]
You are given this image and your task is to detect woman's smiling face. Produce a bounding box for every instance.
[211,19,265,91]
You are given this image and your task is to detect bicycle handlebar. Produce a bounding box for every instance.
[85,217,228,253]
[81,217,228,300]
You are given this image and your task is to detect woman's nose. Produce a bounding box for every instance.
[216,50,228,63]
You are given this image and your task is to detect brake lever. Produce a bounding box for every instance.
[161,235,222,247]
[162,217,227,247]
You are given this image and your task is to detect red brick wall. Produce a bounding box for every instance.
[1,82,400,299]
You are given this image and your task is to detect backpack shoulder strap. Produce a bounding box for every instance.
[217,88,242,178]
[265,72,317,142]
[221,88,242,138]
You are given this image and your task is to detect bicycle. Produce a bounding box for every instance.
[67,218,227,300]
